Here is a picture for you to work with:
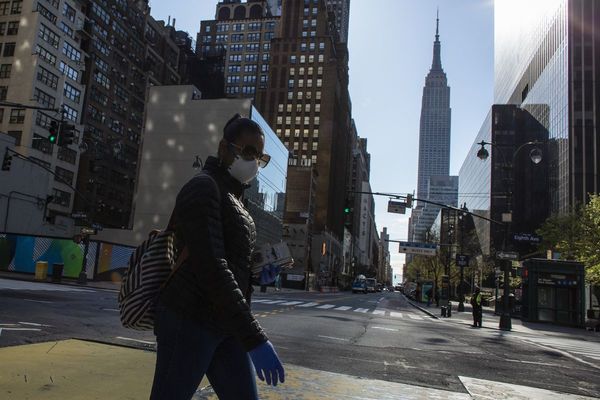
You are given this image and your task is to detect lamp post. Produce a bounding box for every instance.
[476,140,544,331]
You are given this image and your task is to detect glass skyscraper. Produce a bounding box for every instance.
[495,0,600,212]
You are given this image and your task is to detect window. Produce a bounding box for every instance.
[46,0,59,8]
[290,55,296,64]
[9,108,25,123]
[91,2,109,24]
[318,54,324,62]
[229,54,242,62]
[244,64,257,73]
[264,32,274,41]
[37,66,58,88]
[319,42,325,51]
[10,0,21,14]
[57,146,76,164]
[60,21,73,38]
[62,3,75,22]
[0,85,6,100]
[55,166,74,186]
[34,88,55,108]
[247,33,260,42]
[64,83,81,103]
[2,42,14,57]
[51,188,71,207]
[249,22,261,31]
[233,23,244,32]
[206,25,213,33]
[0,63,11,78]
[316,79,322,87]
[62,104,78,122]
[226,75,240,84]
[0,22,5,34]
[37,3,56,23]
[32,133,53,154]
[63,41,82,61]
[216,24,228,32]
[93,39,109,56]
[216,34,228,43]
[245,54,258,62]
[261,64,269,72]
[59,61,79,82]
[7,130,21,145]
[231,34,244,42]
[39,24,60,48]
[0,2,9,15]
[228,65,241,73]
[300,55,306,63]
[94,71,110,89]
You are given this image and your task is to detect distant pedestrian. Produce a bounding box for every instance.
[151,114,285,399]
[275,273,282,291]
[434,289,440,307]
[471,286,483,328]
[426,287,433,307]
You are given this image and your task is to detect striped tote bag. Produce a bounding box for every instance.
[118,229,177,330]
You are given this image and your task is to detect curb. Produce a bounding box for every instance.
[403,295,439,319]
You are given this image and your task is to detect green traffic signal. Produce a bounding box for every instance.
[344,207,351,214]
[48,121,58,143]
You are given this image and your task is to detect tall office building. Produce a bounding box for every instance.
[197,1,279,98]
[0,0,87,221]
[74,2,181,229]
[495,0,600,212]
[410,14,451,242]
[325,0,350,43]
[255,0,353,282]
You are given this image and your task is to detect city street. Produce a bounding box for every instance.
[1,278,599,398]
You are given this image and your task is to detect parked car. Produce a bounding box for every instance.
[352,275,368,294]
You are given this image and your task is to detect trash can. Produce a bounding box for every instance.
[52,263,64,283]
[35,261,48,281]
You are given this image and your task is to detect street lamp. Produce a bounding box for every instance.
[475,140,544,331]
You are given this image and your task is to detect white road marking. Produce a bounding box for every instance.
[354,308,369,313]
[372,326,399,332]
[372,310,386,315]
[0,327,42,336]
[23,299,53,304]
[408,314,423,320]
[250,299,269,303]
[18,322,51,327]
[390,312,404,318]
[259,300,286,304]
[316,304,336,309]
[379,297,384,302]
[298,302,319,308]
[101,308,120,312]
[318,335,349,341]
[335,306,352,311]
[115,336,156,345]
[280,301,304,306]
[0,323,19,326]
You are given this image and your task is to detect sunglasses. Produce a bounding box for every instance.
[228,142,271,168]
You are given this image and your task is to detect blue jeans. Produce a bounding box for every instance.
[150,303,258,400]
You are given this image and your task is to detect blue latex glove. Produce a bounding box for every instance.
[259,264,281,285]
[249,341,285,386]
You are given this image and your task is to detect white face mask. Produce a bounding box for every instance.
[228,156,259,184]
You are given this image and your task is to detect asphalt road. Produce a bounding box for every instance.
[1,279,599,398]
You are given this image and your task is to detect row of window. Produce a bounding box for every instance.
[214,32,275,43]
[276,116,321,126]
[225,86,256,95]
[0,20,18,35]
[212,21,276,33]
[286,90,322,101]
[290,66,323,77]
[0,1,22,16]
[277,127,319,138]
[290,54,325,64]
[228,64,269,74]
[287,78,323,89]
[278,103,322,113]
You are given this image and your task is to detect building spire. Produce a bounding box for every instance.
[431,9,442,71]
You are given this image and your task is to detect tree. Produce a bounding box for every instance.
[537,195,600,285]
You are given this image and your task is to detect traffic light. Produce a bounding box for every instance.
[406,194,413,208]
[1,149,12,171]
[58,123,75,147]
[343,198,353,228]
[48,121,58,144]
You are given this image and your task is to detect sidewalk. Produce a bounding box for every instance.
[0,271,120,291]
[1,339,595,400]
[407,296,600,341]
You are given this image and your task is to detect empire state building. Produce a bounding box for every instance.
[409,14,455,243]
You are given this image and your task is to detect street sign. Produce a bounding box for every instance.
[513,233,542,244]
[80,227,97,235]
[398,241,437,256]
[71,212,87,219]
[456,254,469,267]
[387,200,406,214]
[496,251,519,261]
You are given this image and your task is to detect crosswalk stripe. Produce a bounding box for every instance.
[372,310,386,315]
[251,299,269,303]
[298,302,319,308]
[260,300,286,304]
[354,308,369,313]
[335,306,352,311]
[390,312,403,318]
[408,315,422,320]
[317,304,336,309]
[280,301,304,306]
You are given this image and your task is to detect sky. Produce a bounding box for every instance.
[148,0,495,282]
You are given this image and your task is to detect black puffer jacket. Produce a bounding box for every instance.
[159,156,268,351]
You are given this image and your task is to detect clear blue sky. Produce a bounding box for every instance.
[148,0,495,281]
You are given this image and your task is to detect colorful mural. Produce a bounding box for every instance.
[0,233,132,281]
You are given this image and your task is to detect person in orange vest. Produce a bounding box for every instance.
[470,286,483,328]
